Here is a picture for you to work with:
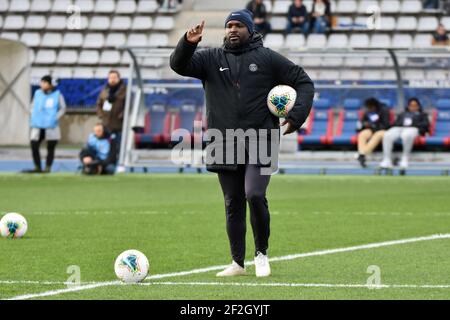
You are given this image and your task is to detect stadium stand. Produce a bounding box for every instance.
[331,98,362,146]
[0,0,447,83]
[171,99,203,144]
[298,98,334,146]
[0,0,448,79]
[135,99,173,147]
[425,98,450,146]
[0,0,176,80]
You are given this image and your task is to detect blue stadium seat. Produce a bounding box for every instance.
[170,99,201,144]
[436,99,450,110]
[145,93,169,107]
[342,98,361,110]
[380,98,393,109]
[174,99,199,133]
[425,100,450,147]
[331,98,362,145]
[135,100,171,146]
[298,98,333,145]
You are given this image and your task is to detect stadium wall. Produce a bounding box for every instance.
[59,114,98,145]
[0,39,29,145]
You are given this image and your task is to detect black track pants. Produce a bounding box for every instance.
[31,129,58,170]
[217,164,271,267]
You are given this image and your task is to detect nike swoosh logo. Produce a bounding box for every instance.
[219,67,229,72]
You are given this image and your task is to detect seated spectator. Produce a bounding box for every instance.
[80,123,117,175]
[380,98,429,170]
[246,0,271,35]
[286,0,309,35]
[309,0,331,34]
[356,98,390,168]
[432,24,449,46]
[423,0,440,9]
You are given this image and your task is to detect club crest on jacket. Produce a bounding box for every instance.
[249,63,258,72]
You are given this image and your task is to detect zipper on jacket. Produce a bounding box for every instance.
[235,55,241,101]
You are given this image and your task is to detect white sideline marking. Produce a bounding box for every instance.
[28,210,168,216]
[7,282,120,300]
[5,233,450,300]
[4,280,450,290]
[0,280,67,285]
[5,280,450,290]
[0,280,106,285]
[139,281,450,289]
[22,210,450,217]
[266,233,450,263]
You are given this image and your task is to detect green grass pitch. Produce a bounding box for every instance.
[1,173,450,300]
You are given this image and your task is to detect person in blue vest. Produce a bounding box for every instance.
[79,123,117,175]
[23,75,66,173]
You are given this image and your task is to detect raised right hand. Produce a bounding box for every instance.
[186,20,205,44]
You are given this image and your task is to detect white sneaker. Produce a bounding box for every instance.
[379,158,393,169]
[216,261,246,277]
[399,156,409,169]
[254,252,271,277]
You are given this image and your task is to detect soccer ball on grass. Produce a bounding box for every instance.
[0,213,28,239]
[114,249,149,283]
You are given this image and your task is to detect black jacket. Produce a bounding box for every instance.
[288,4,308,21]
[359,107,390,132]
[394,111,430,136]
[170,33,314,172]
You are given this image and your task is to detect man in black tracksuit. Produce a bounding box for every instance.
[170,9,314,277]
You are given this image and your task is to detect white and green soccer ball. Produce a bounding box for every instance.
[0,213,28,239]
[114,249,149,283]
[267,85,297,118]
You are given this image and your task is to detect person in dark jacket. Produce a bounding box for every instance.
[380,98,429,169]
[96,70,127,151]
[170,10,314,277]
[246,0,271,35]
[356,98,390,168]
[80,123,117,175]
[309,0,331,34]
[286,0,309,35]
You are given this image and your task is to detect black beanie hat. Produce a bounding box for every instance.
[224,9,254,34]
